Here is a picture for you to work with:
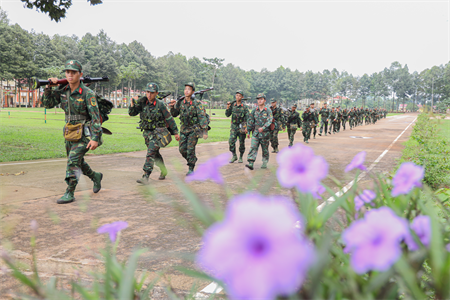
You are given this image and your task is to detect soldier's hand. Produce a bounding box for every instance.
[244,129,248,134]
[258,127,263,133]
[227,102,231,109]
[48,78,58,87]
[175,134,180,141]
[86,140,98,150]
[169,99,176,107]
[203,134,208,140]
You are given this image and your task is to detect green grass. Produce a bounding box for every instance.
[0,108,233,162]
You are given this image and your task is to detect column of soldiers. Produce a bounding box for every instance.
[43,61,389,204]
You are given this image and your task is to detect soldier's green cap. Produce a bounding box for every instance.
[292,104,297,108]
[236,90,244,96]
[185,82,195,91]
[63,60,82,72]
[270,98,277,103]
[144,83,159,92]
[256,93,266,99]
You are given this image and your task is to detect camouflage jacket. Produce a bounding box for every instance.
[247,105,273,138]
[302,111,315,123]
[129,97,178,135]
[319,107,330,121]
[329,111,337,121]
[337,110,343,120]
[270,106,285,129]
[287,110,302,128]
[225,101,249,129]
[170,98,208,132]
[342,110,349,119]
[42,82,102,142]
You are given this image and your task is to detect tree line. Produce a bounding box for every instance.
[1,7,449,111]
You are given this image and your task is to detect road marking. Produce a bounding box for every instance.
[317,116,417,211]
[0,159,66,167]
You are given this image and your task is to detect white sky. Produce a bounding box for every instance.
[1,0,449,76]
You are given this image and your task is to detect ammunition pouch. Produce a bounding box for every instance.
[63,123,83,142]
[238,122,247,134]
[155,127,172,148]
[289,123,298,131]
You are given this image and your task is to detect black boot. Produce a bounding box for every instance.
[137,172,150,184]
[91,172,103,193]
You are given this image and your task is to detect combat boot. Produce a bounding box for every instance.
[91,172,103,193]
[318,133,322,136]
[229,154,238,163]
[186,166,195,176]
[159,167,167,180]
[271,147,276,153]
[57,189,75,204]
[137,173,150,185]
[273,147,279,153]
[245,162,254,170]
[261,161,268,169]
[238,155,244,163]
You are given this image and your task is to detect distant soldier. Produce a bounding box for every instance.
[129,83,179,184]
[329,107,338,134]
[169,82,208,175]
[246,93,273,170]
[336,107,343,133]
[309,103,319,139]
[226,90,249,163]
[287,104,302,147]
[269,98,283,153]
[342,108,349,130]
[42,60,103,204]
[302,106,315,143]
[318,102,330,136]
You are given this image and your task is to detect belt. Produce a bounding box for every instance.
[65,115,87,122]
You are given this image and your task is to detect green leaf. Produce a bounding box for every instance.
[118,248,147,300]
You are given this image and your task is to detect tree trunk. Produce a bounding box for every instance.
[0,78,3,109]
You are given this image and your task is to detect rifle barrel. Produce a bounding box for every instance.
[31,76,109,90]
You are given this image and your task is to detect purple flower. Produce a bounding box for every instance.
[405,215,431,251]
[30,220,38,233]
[97,221,128,242]
[446,244,450,252]
[342,207,408,274]
[311,184,326,199]
[197,193,315,300]
[345,151,367,172]
[392,162,424,196]
[354,190,376,211]
[277,144,328,195]
[186,153,231,184]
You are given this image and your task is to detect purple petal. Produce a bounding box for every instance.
[97,221,128,242]
[392,163,424,196]
[345,151,367,173]
[186,153,231,184]
[405,215,431,251]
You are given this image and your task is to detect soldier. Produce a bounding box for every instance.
[309,103,319,139]
[302,106,315,143]
[246,93,273,170]
[342,108,349,130]
[129,83,179,184]
[287,104,302,147]
[336,107,343,133]
[329,107,337,134]
[42,60,103,204]
[169,82,208,175]
[269,98,283,153]
[318,102,330,136]
[226,90,249,163]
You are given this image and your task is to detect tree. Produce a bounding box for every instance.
[20,0,103,22]
[358,74,371,107]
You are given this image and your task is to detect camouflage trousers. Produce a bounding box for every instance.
[342,118,347,130]
[349,118,355,128]
[247,132,269,163]
[312,123,317,137]
[302,122,312,141]
[229,127,246,156]
[331,121,339,133]
[143,130,166,174]
[179,128,198,168]
[287,128,296,146]
[65,137,95,191]
[269,129,279,149]
[319,119,328,134]
[336,120,341,132]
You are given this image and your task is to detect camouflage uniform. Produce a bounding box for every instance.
[170,92,208,172]
[310,108,319,138]
[225,94,249,161]
[287,107,302,146]
[349,109,355,129]
[269,101,283,152]
[129,83,178,181]
[329,109,338,134]
[246,94,273,169]
[319,106,330,135]
[302,110,315,143]
[336,109,343,132]
[42,60,102,203]
[342,109,349,130]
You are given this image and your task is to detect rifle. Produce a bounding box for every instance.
[31,76,109,89]
[227,97,251,107]
[176,87,214,102]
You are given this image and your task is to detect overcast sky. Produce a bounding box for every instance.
[1,0,449,76]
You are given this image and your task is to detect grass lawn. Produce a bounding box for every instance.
[434,119,450,145]
[0,108,233,162]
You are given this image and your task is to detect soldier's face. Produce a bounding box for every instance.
[66,70,81,84]
[292,106,296,111]
[257,98,265,106]
[236,93,243,101]
[184,86,194,97]
[271,102,277,108]
[146,91,158,101]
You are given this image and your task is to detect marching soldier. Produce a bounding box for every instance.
[42,60,103,204]
[329,107,338,134]
[246,93,273,170]
[129,83,179,184]
[302,106,315,143]
[336,107,343,133]
[309,103,319,139]
[226,90,249,163]
[269,99,283,153]
[287,104,302,147]
[342,108,349,130]
[169,82,208,175]
[318,102,330,136]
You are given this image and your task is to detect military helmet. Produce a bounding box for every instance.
[270,98,277,103]
[63,59,82,72]
[256,93,266,99]
[236,90,244,96]
[185,82,195,91]
[144,82,159,92]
